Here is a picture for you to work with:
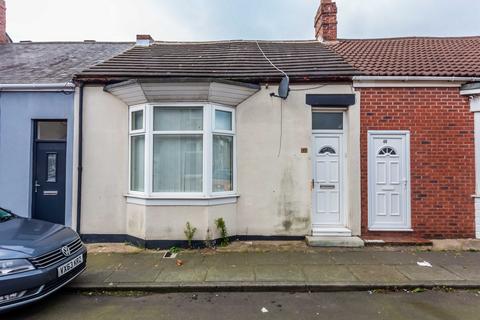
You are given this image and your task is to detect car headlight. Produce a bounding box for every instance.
[0,259,35,276]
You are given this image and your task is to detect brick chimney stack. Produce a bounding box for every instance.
[136,34,154,46]
[0,0,7,43]
[314,0,338,42]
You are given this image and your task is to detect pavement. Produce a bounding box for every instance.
[5,290,480,320]
[69,245,480,292]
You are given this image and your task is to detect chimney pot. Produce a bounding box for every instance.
[314,0,338,42]
[136,34,154,46]
[0,0,7,44]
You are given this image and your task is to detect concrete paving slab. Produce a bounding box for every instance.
[442,265,480,281]
[155,266,208,283]
[86,253,129,271]
[202,253,250,267]
[418,251,480,266]
[254,265,305,282]
[205,265,255,282]
[74,270,114,284]
[170,253,205,267]
[247,252,295,265]
[116,254,164,270]
[371,251,421,265]
[415,252,478,266]
[330,252,380,265]
[287,252,335,265]
[348,265,409,283]
[303,265,358,282]
[66,250,480,291]
[105,269,162,283]
[396,265,462,281]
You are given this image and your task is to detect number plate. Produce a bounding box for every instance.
[57,254,83,277]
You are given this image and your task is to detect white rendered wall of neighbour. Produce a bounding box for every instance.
[80,86,129,235]
[236,84,361,237]
[79,84,360,239]
[471,96,480,239]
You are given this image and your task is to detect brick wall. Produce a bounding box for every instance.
[360,87,475,238]
[0,0,6,44]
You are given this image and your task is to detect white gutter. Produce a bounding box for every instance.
[0,82,75,92]
[353,76,480,82]
[461,89,480,96]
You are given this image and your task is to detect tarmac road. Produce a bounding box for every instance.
[4,289,480,320]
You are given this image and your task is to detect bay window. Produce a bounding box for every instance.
[129,104,236,199]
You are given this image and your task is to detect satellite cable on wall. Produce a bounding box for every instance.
[256,41,290,99]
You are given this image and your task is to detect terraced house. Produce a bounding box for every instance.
[1,0,479,247]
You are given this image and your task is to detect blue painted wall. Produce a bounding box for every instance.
[0,91,74,226]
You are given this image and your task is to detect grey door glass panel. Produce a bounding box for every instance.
[37,121,67,140]
[312,113,343,130]
[46,153,57,182]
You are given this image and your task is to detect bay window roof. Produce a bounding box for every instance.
[105,79,260,107]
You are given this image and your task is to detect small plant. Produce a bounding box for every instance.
[214,218,229,247]
[184,222,197,248]
[169,246,181,254]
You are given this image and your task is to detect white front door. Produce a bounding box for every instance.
[368,131,411,231]
[312,134,346,231]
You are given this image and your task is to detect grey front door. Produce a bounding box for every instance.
[32,120,67,225]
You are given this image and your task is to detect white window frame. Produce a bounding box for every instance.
[212,105,237,196]
[129,105,146,134]
[128,102,237,200]
[128,104,146,196]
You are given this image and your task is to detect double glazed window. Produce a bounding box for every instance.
[129,104,235,197]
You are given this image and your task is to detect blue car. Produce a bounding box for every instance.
[0,207,86,311]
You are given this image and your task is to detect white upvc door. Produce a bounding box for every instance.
[312,134,345,229]
[368,131,411,231]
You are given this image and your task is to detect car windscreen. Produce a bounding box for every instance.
[0,207,14,222]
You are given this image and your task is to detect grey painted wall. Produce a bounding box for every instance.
[0,91,74,226]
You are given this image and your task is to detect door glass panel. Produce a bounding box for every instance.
[37,121,67,140]
[46,153,57,182]
[312,113,343,130]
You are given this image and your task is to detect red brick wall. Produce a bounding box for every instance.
[0,0,6,44]
[360,87,475,239]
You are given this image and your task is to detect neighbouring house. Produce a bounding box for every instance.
[328,37,480,239]
[0,0,133,226]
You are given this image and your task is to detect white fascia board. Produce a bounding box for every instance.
[353,76,480,88]
[461,89,480,96]
[0,83,76,92]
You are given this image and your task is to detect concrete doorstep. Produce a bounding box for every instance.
[68,247,480,292]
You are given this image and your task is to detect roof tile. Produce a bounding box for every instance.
[329,37,480,77]
[76,40,358,82]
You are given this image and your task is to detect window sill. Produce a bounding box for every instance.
[125,194,239,206]
[368,227,413,232]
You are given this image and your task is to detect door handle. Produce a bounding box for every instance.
[34,181,41,193]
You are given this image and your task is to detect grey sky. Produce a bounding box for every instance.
[6,0,480,42]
